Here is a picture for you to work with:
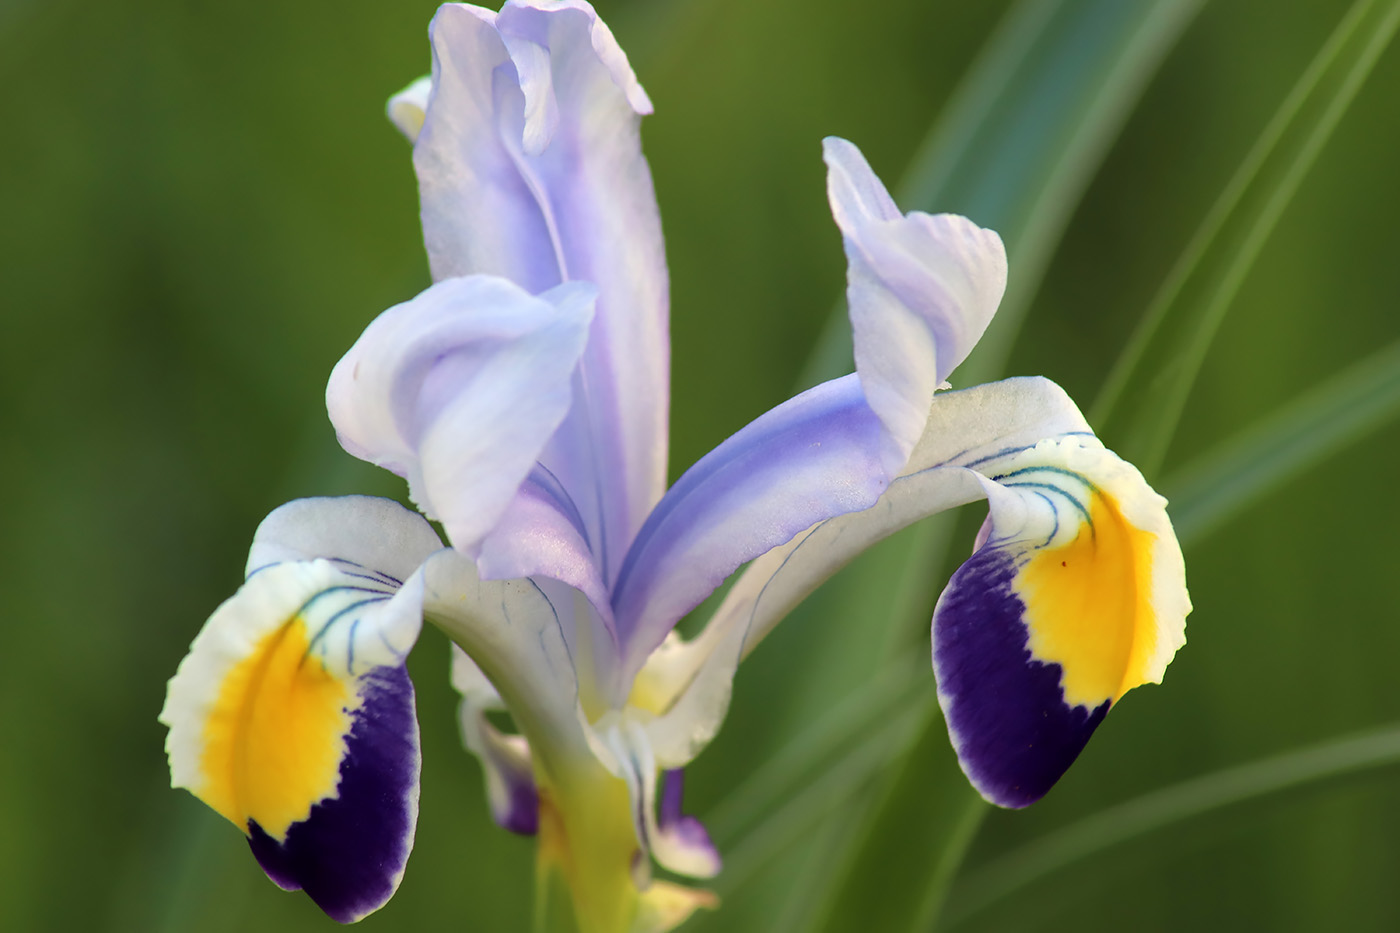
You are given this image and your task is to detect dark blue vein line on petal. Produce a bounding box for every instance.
[297,585,398,618]
[324,561,403,589]
[377,628,407,662]
[999,480,1093,529]
[956,443,1036,470]
[991,464,1099,492]
[303,596,392,661]
[347,618,361,675]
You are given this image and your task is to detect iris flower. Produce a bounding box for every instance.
[160,2,1190,930]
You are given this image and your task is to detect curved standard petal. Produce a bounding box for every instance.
[627,378,1093,761]
[417,0,669,569]
[326,275,594,554]
[612,144,1009,684]
[933,436,1190,808]
[824,137,1006,461]
[611,374,893,683]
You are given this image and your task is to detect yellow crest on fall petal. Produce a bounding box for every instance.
[160,561,408,842]
[1016,488,1161,708]
[198,614,355,839]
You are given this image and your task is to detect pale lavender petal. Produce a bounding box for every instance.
[711,378,1094,658]
[611,375,896,683]
[632,379,1093,763]
[477,466,613,623]
[417,1,669,576]
[824,137,1006,460]
[415,5,549,288]
[326,275,594,555]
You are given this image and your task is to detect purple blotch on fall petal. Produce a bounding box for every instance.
[248,665,420,923]
[658,769,719,871]
[932,547,1108,809]
[496,760,541,837]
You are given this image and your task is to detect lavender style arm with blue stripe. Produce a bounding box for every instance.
[160,3,1189,929]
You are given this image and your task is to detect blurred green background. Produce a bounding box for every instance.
[3,0,1399,930]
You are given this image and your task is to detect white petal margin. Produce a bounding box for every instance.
[629,378,1096,753]
[326,275,595,555]
[164,497,440,815]
[824,137,1006,464]
[451,646,541,835]
[159,555,427,921]
[931,435,1190,808]
[246,495,444,581]
[970,435,1191,695]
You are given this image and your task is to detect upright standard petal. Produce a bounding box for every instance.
[416,0,669,572]
[824,137,1005,462]
[933,437,1190,808]
[611,142,1010,683]
[161,497,441,922]
[326,275,594,554]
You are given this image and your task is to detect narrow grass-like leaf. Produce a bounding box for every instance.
[789,2,1203,928]
[704,654,928,847]
[944,723,1400,926]
[739,3,1209,924]
[1164,338,1400,547]
[1093,0,1400,476]
[712,701,930,897]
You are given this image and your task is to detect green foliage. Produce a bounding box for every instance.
[4,0,1400,931]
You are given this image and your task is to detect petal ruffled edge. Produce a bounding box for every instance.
[161,557,425,921]
[933,436,1190,808]
[824,137,1006,460]
[326,275,595,554]
[162,497,442,920]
